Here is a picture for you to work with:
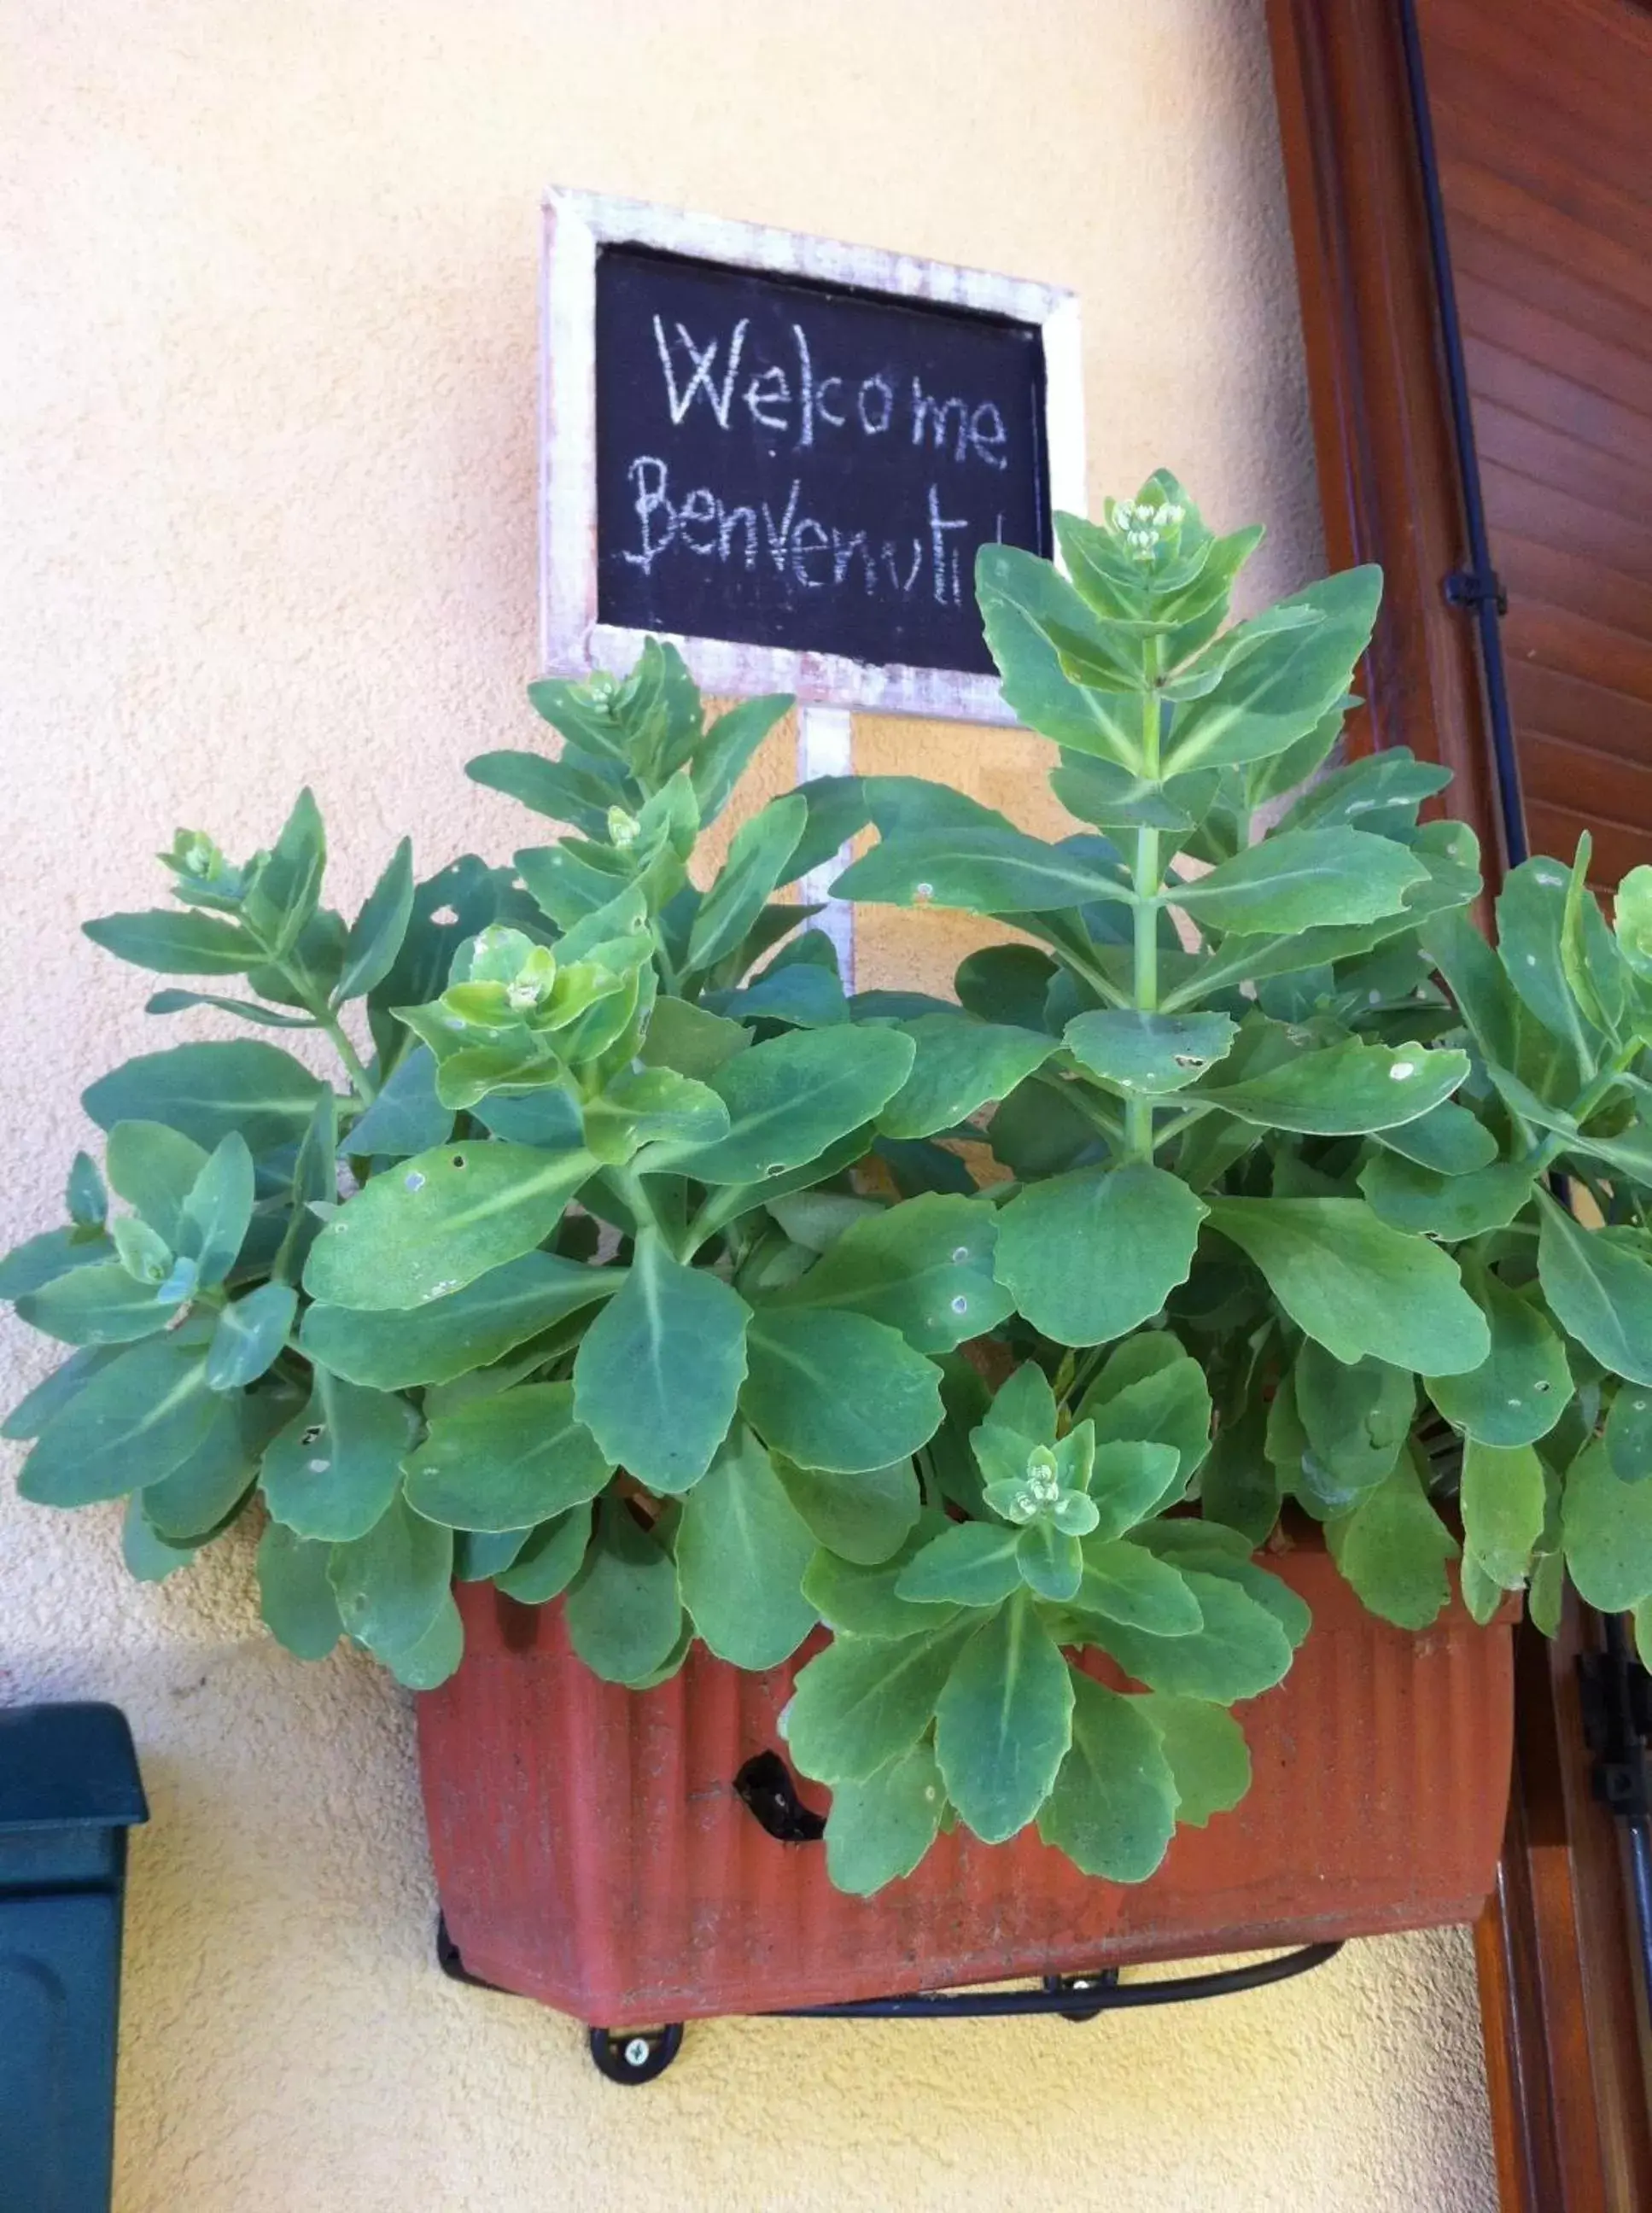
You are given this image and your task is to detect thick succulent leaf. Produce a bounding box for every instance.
[493,1508,593,1604]
[647,1025,913,1185]
[1202,1037,1467,1135]
[1536,1189,1652,1387]
[573,1231,750,1494]
[1607,1387,1652,1483]
[1070,1537,1204,1634]
[464,747,627,836]
[260,1370,417,1541]
[17,1331,216,1506]
[0,1227,115,1303]
[1172,828,1426,936]
[341,1047,452,1160]
[933,1594,1075,1843]
[675,1425,818,1667]
[402,1381,612,1532]
[82,908,255,975]
[777,1458,921,1565]
[1164,566,1381,772]
[1497,856,1600,1071]
[1051,753,1220,836]
[690,693,793,823]
[1205,1198,1488,1374]
[823,1743,946,1895]
[1293,1341,1412,1492]
[329,1490,453,1658]
[877,1013,1057,1138]
[1372,1100,1499,1175]
[1139,1693,1252,1827]
[1064,1009,1236,1096]
[1329,1464,1457,1629]
[1425,1264,1572,1446]
[1037,1675,1178,1882]
[380,1591,464,1690]
[1358,1152,1535,1239]
[1462,1439,1546,1589]
[563,1497,684,1685]
[257,1522,342,1660]
[742,1306,943,1474]
[16,1262,185,1346]
[2,1345,121,1442]
[994,1165,1207,1347]
[206,1282,297,1390]
[785,1620,971,1784]
[1275,747,1450,840]
[895,1521,1024,1606]
[122,1497,197,1583]
[1089,1569,1294,1701]
[336,839,415,1003]
[686,792,808,973]
[84,1042,329,1155]
[768,1192,1009,1352]
[976,544,1148,768]
[833,825,1130,919]
[303,1140,596,1311]
[1562,1441,1652,1611]
[302,1250,615,1390]
[452,1527,532,1583]
[177,1132,255,1288]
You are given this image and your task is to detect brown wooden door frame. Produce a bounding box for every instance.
[1265,4,1652,2206]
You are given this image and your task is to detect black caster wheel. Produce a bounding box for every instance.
[588,2023,685,2083]
[1042,1968,1118,2023]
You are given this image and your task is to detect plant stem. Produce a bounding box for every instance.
[1125,676,1164,1161]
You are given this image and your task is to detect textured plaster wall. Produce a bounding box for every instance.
[0,3,1498,2207]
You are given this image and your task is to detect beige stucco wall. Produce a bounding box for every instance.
[0,3,1498,2207]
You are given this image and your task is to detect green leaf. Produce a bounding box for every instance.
[403,1381,612,1531]
[1139,1693,1252,1827]
[493,1508,593,1603]
[686,793,807,973]
[742,1306,943,1474]
[1015,1521,1086,1602]
[83,908,254,975]
[833,826,1130,918]
[1051,753,1219,836]
[303,1140,595,1311]
[341,1047,452,1160]
[1607,1386,1652,1482]
[0,1227,114,1302]
[140,1387,266,1541]
[1078,1441,1184,1541]
[381,1591,464,1689]
[1274,746,1451,840]
[16,1262,183,1346]
[1537,1188,1652,1387]
[1293,1341,1412,1492]
[336,839,414,1002]
[1462,1439,1546,1589]
[1071,1537,1204,1633]
[206,1282,297,1389]
[1374,1100,1499,1175]
[876,1013,1056,1138]
[257,1522,342,1660]
[18,1332,215,1505]
[453,1527,532,1582]
[1165,567,1381,772]
[1358,1152,1535,1240]
[651,1025,914,1185]
[1205,1037,1467,1135]
[985,1360,1059,1445]
[563,1496,682,1685]
[934,1593,1074,1843]
[122,1496,197,1583]
[301,1251,615,1389]
[994,1165,1207,1347]
[676,1425,818,1667]
[1199,1397,1281,1544]
[3,1346,121,1441]
[954,943,1058,1027]
[976,543,1148,768]
[178,1132,254,1287]
[1331,1463,1457,1628]
[895,1520,1024,1605]
[1563,1439,1652,1610]
[464,746,625,835]
[85,1042,329,1155]
[1137,1540,1312,1648]
[777,1458,920,1565]
[260,1370,417,1541]
[573,1230,750,1493]
[1064,1009,1236,1096]
[65,1152,106,1231]
[1089,1568,1294,1700]
[1497,856,1598,1069]
[823,1743,945,1895]
[802,1521,960,1639]
[690,693,793,824]
[1425,1264,1572,1446]
[1173,828,1426,935]
[1038,1675,1178,1881]
[144,988,319,1030]
[244,788,326,955]
[785,1620,969,1782]
[639,996,750,1082]
[768,1192,1009,1352]
[329,1490,453,1658]
[1205,1198,1488,1373]
[110,1214,173,1288]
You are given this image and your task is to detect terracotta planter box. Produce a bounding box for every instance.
[418,1543,1514,2025]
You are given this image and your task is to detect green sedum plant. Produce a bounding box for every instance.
[9,476,1652,1900]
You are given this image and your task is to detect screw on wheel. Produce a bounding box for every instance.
[588,2023,685,2083]
[1042,1968,1118,2023]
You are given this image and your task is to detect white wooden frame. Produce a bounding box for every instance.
[540,186,1087,726]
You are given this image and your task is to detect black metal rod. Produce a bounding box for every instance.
[778,1941,1342,2021]
[1395,0,1527,873]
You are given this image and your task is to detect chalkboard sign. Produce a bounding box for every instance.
[542,191,1084,723]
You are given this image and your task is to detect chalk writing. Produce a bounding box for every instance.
[595,245,1049,673]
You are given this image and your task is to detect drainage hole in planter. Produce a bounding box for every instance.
[733,1749,826,1842]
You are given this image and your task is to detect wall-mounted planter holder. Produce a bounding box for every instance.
[419,1539,1514,2071]
[0,1703,148,2212]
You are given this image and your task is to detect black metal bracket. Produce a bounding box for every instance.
[1443,566,1508,617]
[1579,1629,1652,1822]
[436,1912,1340,2082]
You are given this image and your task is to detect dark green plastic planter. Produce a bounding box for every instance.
[0,1704,148,2213]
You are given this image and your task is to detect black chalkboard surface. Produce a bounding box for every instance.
[593,245,1051,677]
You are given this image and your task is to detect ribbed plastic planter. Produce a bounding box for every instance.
[418,1542,1514,2025]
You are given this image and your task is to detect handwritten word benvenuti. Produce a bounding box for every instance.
[593,246,1050,674]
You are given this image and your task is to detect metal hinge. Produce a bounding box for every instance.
[1578,1639,1652,1820]
[1444,567,1509,617]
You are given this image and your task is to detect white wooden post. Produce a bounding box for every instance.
[794,704,856,992]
